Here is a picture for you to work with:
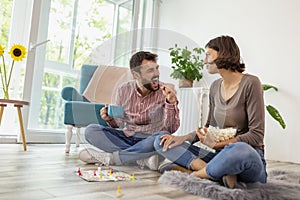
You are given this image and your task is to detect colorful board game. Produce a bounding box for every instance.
[76,167,135,182]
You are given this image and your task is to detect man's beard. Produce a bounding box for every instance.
[141,76,160,91]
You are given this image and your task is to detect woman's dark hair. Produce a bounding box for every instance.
[129,51,158,73]
[205,36,245,72]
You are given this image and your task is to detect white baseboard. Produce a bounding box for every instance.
[25,128,87,143]
[0,135,17,143]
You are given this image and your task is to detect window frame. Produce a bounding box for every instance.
[5,0,160,143]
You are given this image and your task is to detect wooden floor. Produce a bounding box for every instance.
[0,144,300,200]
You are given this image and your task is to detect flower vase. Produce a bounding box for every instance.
[0,43,27,100]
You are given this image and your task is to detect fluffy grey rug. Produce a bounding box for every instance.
[158,170,300,200]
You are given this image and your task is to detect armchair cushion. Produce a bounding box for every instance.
[82,65,131,104]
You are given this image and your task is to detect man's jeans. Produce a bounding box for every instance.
[85,124,168,165]
[154,133,267,183]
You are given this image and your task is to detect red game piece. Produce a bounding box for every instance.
[78,168,82,176]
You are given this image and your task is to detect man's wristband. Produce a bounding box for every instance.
[166,99,178,105]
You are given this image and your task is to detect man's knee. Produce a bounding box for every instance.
[84,124,105,141]
[153,133,166,151]
[153,131,170,137]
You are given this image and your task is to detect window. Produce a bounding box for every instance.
[0,0,12,47]
[0,0,18,137]
[29,0,117,130]
[28,0,137,141]
[114,1,133,66]
[1,0,159,142]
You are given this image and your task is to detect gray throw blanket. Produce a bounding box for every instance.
[158,170,300,200]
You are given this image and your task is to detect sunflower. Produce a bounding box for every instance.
[0,44,4,56]
[8,44,27,61]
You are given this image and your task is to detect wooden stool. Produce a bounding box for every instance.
[0,99,30,151]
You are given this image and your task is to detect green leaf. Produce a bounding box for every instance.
[169,44,205,81]
[262,84,278,91]
[266,105,286,129]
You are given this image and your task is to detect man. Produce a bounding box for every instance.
[79,51,180,170]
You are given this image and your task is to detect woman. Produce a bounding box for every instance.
[154,35,267,188]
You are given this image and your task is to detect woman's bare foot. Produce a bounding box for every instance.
[192,167,210,179]
[222,175,237,189]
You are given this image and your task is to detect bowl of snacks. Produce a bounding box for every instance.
[207,126,237,142]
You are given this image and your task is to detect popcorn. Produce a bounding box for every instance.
[207,126,237,142]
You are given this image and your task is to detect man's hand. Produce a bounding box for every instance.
[100,104,112,122]
[160,134,187,152]
[161,84,177,104]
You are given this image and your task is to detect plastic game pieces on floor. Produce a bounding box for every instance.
[76,167,135,182]
[116,185,123,198]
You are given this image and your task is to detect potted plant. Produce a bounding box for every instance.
[169,44,205,87]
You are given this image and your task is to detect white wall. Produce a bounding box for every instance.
[158,0,300,164]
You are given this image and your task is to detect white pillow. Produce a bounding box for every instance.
[83,65,132,104]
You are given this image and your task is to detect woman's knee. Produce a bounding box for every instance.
[227,142,251,151]
[227,142,260,161]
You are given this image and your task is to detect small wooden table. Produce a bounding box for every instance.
[0,99,30,151]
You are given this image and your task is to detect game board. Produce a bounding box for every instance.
[76,167,135,182]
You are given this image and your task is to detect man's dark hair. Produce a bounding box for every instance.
[129,51,158,73]
[205,35,245,72]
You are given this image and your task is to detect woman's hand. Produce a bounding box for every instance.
[196,127,217,148]
[195,127,207,142]
[160,134,187,152]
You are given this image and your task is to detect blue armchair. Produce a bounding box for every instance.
[61,64,130,153]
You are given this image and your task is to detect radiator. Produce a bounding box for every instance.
[175,87,209,136]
